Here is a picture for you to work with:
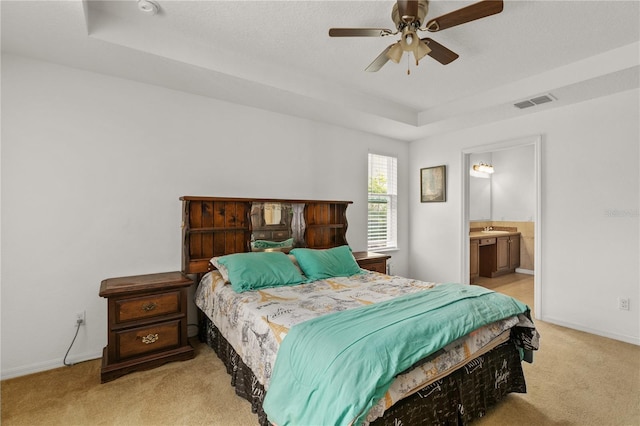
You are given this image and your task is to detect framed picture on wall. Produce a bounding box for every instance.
[421,165,447,202]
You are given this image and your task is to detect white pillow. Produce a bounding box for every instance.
[210,257,230,283]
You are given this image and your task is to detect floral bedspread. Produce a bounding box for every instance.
[195,270,519,423]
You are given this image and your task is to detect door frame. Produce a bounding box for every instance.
[461,135,542,319]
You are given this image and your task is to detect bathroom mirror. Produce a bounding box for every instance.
[263,203,283,225]
[250,202,294,251]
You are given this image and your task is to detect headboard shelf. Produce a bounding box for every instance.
[303,201,349,250]
[180,196,353,275]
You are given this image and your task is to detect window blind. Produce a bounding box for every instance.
[368,153,397,250]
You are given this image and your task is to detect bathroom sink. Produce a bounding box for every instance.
[481,230,510,234]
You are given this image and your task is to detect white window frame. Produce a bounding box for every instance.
[367,153,397,251]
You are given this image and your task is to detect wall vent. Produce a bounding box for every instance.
[514,93,556,109]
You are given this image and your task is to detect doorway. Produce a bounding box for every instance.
[461,135,542,319]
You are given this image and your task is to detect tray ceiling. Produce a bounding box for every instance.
[2,1,639,140]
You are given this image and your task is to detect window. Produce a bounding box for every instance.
[368,153,397,250]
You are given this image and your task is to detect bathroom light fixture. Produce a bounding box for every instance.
[472,162,494,174]
[138,0,159,15]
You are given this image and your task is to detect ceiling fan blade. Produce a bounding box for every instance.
[421,38,459,64]
[397,0,419,23]
[426,0,503,32]
[365,45,395,72]
[329,28,392,37]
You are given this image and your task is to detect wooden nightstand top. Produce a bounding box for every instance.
[100,271,192,297]
[352,251,391,262]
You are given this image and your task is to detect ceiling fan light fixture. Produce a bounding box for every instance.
[399,27,418,50]
[414,40,432,62]
[386,43,404,63]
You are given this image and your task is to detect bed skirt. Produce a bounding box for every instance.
[201,315,527,425]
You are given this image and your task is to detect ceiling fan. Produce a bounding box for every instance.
[329,0,504,73]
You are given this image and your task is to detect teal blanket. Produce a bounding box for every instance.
[262,283,529,426]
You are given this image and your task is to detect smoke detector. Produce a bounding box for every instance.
[138,0,159,15]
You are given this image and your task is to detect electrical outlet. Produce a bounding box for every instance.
[75,310,86,326]
[618,298,630,311]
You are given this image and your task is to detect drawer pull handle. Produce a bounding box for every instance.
[142,302,157,312]
[142,333,159,344]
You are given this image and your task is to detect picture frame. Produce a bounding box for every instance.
[421,165,447,202]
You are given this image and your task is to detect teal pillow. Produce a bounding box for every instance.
[251,238,294,250]
[216,252,304,293]
[290,246,362,281]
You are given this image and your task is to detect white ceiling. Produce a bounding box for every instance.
[2,0,639,141]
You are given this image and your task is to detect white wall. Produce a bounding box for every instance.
[469,146,536,222]
[491,144,535,221]
[469,153,492,220]
[0,54,410,378]
[409,89,640,345]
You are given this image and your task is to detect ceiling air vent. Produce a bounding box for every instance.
[514,100,535,109]
[531,95,554,105]
[514,93,556,109]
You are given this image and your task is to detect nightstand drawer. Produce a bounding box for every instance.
[116,320,181,360]
[115,291,180,324]
[352,251,391,274]
[358,259,387,273]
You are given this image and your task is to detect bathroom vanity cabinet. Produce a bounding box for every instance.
[470,239,480,282]
[470,232,520,282]
[493,235,521,275]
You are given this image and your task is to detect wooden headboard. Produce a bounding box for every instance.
[180,196,353,275]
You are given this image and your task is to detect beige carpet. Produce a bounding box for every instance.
[2,274,639,425]
[1,341,257,426]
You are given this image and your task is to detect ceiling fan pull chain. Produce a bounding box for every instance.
[407,53,411,75]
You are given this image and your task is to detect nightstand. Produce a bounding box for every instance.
[99,271,195,383]
[352,251,391,274]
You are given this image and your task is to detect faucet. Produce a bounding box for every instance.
[483,226,493,231]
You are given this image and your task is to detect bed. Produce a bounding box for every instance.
[181,196,539,425]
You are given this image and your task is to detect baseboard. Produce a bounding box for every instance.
[541,315,640,346]
[515,268,534,275]
[1,350,102,380]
